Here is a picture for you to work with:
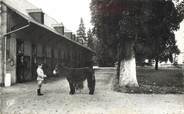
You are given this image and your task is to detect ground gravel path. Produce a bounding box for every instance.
[1,68,184,114]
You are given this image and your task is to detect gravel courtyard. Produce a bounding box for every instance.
[1,68,184,114]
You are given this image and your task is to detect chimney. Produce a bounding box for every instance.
[27,9,44,24]
[64,32,73,39]
[72,34,76,41]
[52,23,64,35]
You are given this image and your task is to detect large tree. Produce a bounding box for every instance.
[136,0,183,70]
[90,0,184,88]
[143,0,182,70]
[91,0,141,87]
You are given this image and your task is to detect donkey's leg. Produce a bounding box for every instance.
[87,75,95,95]
[91,76,96,93]
[68,80,75,95]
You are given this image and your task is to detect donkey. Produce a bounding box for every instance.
[59,66,95,95]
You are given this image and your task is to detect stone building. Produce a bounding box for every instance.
[0,0,94,86]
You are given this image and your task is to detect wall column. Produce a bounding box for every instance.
[0,3,7,86]
[182,62,184,86]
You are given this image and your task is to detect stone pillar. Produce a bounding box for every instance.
[8,38,17,84]
[0,3,2,86]
[182,63,184,86]
[0,3,7,86]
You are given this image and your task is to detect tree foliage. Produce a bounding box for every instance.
[91,0,184,69]
[90,0,139,63]
[135,0,183,69]
[76,18,87,44]
[87,29,94,49]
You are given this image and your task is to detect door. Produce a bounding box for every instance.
[16,39,24,83]
[32,44,37,80]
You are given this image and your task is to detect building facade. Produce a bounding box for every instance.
[0,0,94,86]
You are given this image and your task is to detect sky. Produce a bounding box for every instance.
[28,0,92,33]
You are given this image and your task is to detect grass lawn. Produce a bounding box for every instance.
[120,66,184,94]
[137,67,183,87]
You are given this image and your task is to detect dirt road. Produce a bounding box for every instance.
[1,68,184,114]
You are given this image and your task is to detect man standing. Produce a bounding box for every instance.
[37,64,47,96]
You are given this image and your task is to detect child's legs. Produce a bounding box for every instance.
[37,80,43,89]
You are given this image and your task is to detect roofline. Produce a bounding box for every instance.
[1,1,95,53]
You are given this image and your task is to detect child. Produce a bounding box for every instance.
[37,64,47,96]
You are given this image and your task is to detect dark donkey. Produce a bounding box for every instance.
[58,65,95,95]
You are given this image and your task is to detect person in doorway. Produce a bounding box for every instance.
[53,65,59,76]
[17,55,25,83]
[37,64,47,96]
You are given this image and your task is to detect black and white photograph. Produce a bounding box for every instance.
[0,0,184,114]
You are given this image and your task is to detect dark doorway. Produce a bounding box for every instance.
[16,39,24,83]
[31,44,37,80]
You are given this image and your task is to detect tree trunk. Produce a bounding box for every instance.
[119,41,139,87]
[155,57,158,70]
[155,38,159,70]
[113,44,121,90]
